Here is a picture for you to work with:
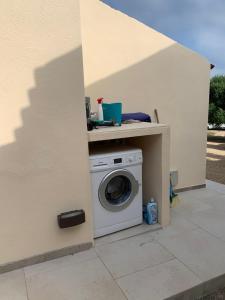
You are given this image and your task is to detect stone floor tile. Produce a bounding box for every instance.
[152,210,198,240]
[0,270,27,300]
[173,196,212,217]
[24,248,97,278]
[26,257,126,300]
[206,180,225,194]
[179,188,224,201]
[96,232,174,278]
[187,208,225,241]
[158,228,225,281]
[117,259,201,300]
[199,194,225,213]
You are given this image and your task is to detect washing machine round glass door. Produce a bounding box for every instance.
[98,169,139,212]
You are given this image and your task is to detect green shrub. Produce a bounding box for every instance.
[209,75,225,126]
[208,103,225,127]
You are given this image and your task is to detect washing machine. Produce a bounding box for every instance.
[89,146,143,238]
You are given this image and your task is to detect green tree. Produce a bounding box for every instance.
[209,75,225,126]
[208,103,225,127]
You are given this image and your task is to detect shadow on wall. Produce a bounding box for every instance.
[0,42,208,261]
[85,43,207,118]
[0,48,91,261]
[84,43,209,187]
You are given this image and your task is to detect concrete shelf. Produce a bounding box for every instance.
[88,122,170,227]
[88,122,168,142]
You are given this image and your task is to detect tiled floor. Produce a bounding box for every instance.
[1,180,225,300]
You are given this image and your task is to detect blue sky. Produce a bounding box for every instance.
[103,0,225,76]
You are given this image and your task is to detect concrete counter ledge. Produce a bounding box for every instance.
[88,122,168,142]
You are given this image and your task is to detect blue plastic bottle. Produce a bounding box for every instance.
[144,198,158,225]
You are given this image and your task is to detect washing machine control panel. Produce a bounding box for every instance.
[90,150,142,171]
[114,158,122,164]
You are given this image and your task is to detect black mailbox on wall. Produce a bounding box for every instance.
[58,210,85,229]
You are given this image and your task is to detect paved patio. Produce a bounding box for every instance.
[1,180,225,300]
[207,131,225,185]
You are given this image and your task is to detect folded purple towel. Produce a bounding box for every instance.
[122,112,151,123]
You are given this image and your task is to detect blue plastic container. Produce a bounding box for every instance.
[143,198,158,225]
[102,103,122,126]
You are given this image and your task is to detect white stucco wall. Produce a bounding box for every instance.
[0,0,92,265]
[80,0,210,189]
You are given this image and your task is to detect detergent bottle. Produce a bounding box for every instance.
[143,198,158,225]
[97,98,104,121]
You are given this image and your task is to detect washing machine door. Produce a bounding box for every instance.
[98,169,139,212]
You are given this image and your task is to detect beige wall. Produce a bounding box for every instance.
[80,0,210,189]
[0,0,92,265]
[0,0,210,266]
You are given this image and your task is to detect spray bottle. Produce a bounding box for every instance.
[97,98,104,121]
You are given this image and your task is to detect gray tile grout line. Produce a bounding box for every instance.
[94,216,205,283]
[172,204,225,237]
[156,225,225,286]
[114,257,176,281]
[171,210,203,230]
[178,189,225,199]
[8,186,225,300]
[22,229,222,300]
[21,215,225,300]
[155,228,204,283]
[95,238,204,299]
[1,186,223,299]
[176,183,225,284]
[93,248,129,300]
[95,235,177,280]
[95,211,225,292]
[22,268,30,300]
[23,255,100,279]
[182,216,225,247]
[95,225,162,247]
[173,206,225,245]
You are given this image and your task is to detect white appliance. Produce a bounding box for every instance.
[89,146,143,238]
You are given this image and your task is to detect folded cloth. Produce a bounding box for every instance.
[122,112,151,123]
